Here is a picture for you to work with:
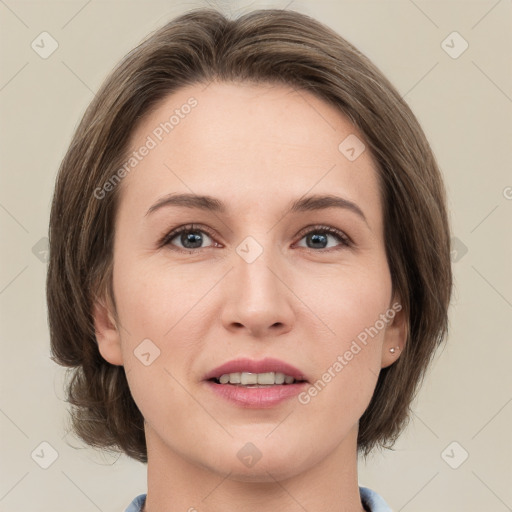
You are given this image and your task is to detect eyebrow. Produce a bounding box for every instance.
[145,192,369,226]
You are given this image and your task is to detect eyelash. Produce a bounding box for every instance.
[158,223,353,253]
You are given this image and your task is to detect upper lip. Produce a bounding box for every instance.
[204,357,309,382]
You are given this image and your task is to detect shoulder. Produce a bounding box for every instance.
[125,489,391,512]
[124,493,146,512]
[359,486,393,512]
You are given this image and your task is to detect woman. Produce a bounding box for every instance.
[46,7,452,512]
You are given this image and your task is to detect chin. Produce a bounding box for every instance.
[219,461,303,483]
[209,440,310,483]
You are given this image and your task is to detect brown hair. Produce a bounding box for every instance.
[47,7,452,463]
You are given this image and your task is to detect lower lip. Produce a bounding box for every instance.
[204,380,308,408]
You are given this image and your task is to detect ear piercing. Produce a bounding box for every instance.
[389,346,400,354]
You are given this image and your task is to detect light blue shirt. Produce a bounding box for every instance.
[125,486,392,511]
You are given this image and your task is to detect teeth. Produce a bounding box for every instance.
[217,372,300,385]
[275,373,285,385]
[219,374,231,384]
[242,372,258,385]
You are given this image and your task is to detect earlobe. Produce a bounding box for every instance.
[92,298,124,366]
[381,301,408,369]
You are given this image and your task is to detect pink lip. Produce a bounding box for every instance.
[203,357,309,409]
[205,379,308,409]
[203,357,308,382]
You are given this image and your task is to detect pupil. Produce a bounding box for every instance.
[182,231,203,249]
[308,233,327,248]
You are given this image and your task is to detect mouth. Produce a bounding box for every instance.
[203,359,310,408]
[203,357,310,387]
[208,372,307,387]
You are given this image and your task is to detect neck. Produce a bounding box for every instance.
[142,423,366,512]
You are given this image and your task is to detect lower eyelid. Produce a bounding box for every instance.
[162,227,216,249]
[295,232,350,249]
[163,228,351,252]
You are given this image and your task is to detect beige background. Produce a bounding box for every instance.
[1,0,511,511]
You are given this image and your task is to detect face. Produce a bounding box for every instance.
[94,81,405,481]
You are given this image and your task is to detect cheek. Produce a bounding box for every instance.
[297,280,386,430]
[111,257,213,403]
[113,265,196,422]
[301,260,392,343]
[112,255,194,339]
[296,262,391,393]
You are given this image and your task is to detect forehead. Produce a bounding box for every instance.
[118,81,382,227]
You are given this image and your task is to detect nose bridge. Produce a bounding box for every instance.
[234,233,283,303]
[222,232,294,334]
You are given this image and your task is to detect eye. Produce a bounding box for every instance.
[160,224,219,252]
[295,225,352,251]
[159,223,352,253]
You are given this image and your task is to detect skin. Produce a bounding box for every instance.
[94,81,407,512]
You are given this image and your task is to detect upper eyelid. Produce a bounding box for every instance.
[162,223,352,248]
[296,224,351,241]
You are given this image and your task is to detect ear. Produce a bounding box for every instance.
[381,298,408,369]
[92,296,124,366]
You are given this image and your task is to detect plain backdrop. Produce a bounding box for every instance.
[1,0,511,511]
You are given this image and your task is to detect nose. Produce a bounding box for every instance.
[220,243,295,338]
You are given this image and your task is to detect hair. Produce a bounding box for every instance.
[47,6,452,463]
